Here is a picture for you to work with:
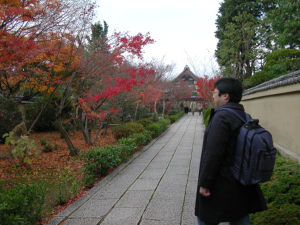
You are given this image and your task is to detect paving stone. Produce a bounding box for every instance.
[147,161,169,169]
[143,198,183,221]
[165,165,190,175]
[100,207,144,225]
[115,190,153,208]
[69,199,117,218]
[153,182,186,200]
[140,219,180,225]
[139,168,166,179]
[128,178,160,191]
[63,218,101,225]
[160,174,188,184]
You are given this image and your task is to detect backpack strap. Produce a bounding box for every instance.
[217,108,250,123]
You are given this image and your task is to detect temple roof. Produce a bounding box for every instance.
[173,65,199,82]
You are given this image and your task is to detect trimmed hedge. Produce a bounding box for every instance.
[111,123,136,140]
[250,152,300,224]
[169,111,184,123]
[0,183,46,224]
[138,118,153,128]
[203,108,211,127]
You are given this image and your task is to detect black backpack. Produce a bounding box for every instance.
[218,108,276,186]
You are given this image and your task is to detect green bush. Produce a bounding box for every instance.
[117,137,137,161]
[111,124,136,140]
[250,153,300,224]
[83,145,121,181]
[146,123,162,138]
[0,99,23,143]
[129,130,152,146]
[25,96,73,132]
[203,108,211,127]
[251,203,300,225]
[0,182,47,225]
[138,118,153,128]
[126,122,145,133]
[169,115,177,123]
[157,119,170,132]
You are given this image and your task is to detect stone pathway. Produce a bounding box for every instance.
[47,112,228,225]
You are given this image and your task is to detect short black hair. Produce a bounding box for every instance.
[214,77,243,103]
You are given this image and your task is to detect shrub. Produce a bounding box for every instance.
[157,119,170,132]
[83,145,121,180]
[250,153,300,224]
[117,137,137,160]
[138,118,153,128]
[143,130,152,144]
[111,124,136,140]
[203,108,211,127]
[128,131,152,146]
[146,123,162,138]
[0,182,47,225]
[126,122,145,133]
[0,99,22,143]
[40,138,57,153]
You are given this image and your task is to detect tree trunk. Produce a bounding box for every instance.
[162,98,165,115]
[93,122,104,144]
[134,102,139,121]
[56,116,77,156]
[78,109,90,144]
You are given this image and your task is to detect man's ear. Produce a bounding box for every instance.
[223,93,230,101]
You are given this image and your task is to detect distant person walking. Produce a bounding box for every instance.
[197,102,203,116]
[190,100,197,115]
[183,99,189,114]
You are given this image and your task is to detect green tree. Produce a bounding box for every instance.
[267,0,300,49]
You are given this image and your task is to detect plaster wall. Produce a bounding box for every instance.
[241,83,300,161]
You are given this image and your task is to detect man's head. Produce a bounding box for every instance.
[213,77,243,107]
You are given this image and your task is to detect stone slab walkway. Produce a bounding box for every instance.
[47,112,228,225]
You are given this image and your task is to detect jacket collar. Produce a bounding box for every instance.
[215,102,244,112]
[210,102,244,119]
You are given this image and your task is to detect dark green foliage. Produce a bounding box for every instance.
[126,122,145,133]
[244,49,300,88]
[250,153,300,224]
[0,183,47,225]
[251,203,300,225]
[111,124,136,140]
[128,131,152,146]
[25,97,73,132]
[203,108,211,127]
[117,137,137,160]
[82,145,121,186]
[0,99,22,143]
[157,119,170,132]
[146,123,162,138]
[39,138,57,153]
[138,118,153,128]
[168,110,178,116]
[82,138,138,187]
[169,112,183,123]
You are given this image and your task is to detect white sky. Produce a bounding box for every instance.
[95,0,222,77]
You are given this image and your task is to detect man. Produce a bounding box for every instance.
[197,102,203,116]
[190,100,197,115]
[183,99,189,114]
[195,77,267,225]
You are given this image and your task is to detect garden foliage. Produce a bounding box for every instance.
[0,183,47,225]
[251,152,300,224]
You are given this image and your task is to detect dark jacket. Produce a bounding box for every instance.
[195,102,267,222]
